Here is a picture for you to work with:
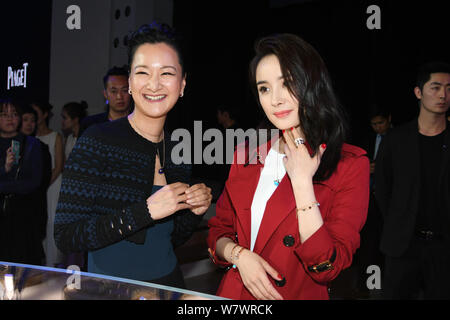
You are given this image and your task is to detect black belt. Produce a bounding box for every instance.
[415,230,445,241]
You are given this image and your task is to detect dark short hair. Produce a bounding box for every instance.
[127,21,185,76]
[0,97,13,113]
[0,98,22,128]
[20,104,38,119]
[416,61,450,91]
[103,66,129,89]
[368,103,391,121]
[217,105,239,120]
[31,99,53,114]
[63,101,88,122]
[249,33,348,181]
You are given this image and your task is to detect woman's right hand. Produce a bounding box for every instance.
[234,248,284,300]
[5,147,15,173]
[146,182,192,220]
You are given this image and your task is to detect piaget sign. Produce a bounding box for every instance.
[7,62,29,90]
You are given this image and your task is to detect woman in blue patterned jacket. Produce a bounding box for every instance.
[54,23,212,288]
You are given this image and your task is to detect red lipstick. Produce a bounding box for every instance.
[274,110,292,118]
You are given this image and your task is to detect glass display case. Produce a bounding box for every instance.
[0,261,224,300]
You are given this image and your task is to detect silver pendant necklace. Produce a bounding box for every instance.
[130,116,165,174]
[274,145,280,187]
[156,133,165,174]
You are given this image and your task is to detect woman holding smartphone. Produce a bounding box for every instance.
[0,98,44,265]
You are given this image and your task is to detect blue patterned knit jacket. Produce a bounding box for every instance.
[54,117,202,253]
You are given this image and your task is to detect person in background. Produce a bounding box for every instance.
[21,105,38,137]
[367,106,392,178]
[19,104,52,265]
[79,66,132,136]
[216,105,240,131]
[375,61,450,299]
[59,100,88,269]
[207,33,369,300]
[54,22,212,286]
[353,104,391,297]
[32,100,65,267]
[0,98,44,265]
[213,105,244,194]
[61,101,88,160]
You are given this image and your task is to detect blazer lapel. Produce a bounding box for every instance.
[226,163,261,248]
[226,140,269,248]
[252,172,296,253]
[251,139,320,253]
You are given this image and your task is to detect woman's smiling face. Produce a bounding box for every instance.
[128,42,186,119]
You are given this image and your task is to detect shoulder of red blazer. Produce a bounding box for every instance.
[341,143,368,159]
[317,143,370,190]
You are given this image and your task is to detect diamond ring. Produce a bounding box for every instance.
[294,138,305,146]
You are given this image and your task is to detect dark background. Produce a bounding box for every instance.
[171,0,450,142]
[0,1,52,103]
[1,0,449,164]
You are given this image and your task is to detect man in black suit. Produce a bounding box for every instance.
[353,105,391,297]
[367,106,392,184]
[79,66,132,136]
[375,61,450,299]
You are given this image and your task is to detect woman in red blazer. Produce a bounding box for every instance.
[207,34,370,300]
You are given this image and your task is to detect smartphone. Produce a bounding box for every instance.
[11,140,20,165]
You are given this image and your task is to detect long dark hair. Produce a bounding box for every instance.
[249,33,348,181]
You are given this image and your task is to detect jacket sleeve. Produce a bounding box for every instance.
[171,209,204,249]
[54,130,155,253]
[294,153,370,284]
[207,163,237,268]
[171,164,204,249]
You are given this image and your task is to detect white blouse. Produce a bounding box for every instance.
[64,134,77,160]
[250,146,286,251]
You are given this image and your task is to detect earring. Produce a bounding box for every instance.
[180,92,184,98]
[128,89,132,95]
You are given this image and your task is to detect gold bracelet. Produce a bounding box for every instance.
[233,246,246,262]
[297,201,320,213]
[229,243,239,263]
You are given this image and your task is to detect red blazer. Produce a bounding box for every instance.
[207,141,370,300]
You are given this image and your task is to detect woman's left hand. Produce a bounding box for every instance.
[185,183,212,215]
[282,127,326,183]
[5,147,15,173]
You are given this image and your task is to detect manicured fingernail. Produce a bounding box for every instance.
[278,273,283,280]
[321,143,327,149]
[290,127,294,131]
[282,129,285,134]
